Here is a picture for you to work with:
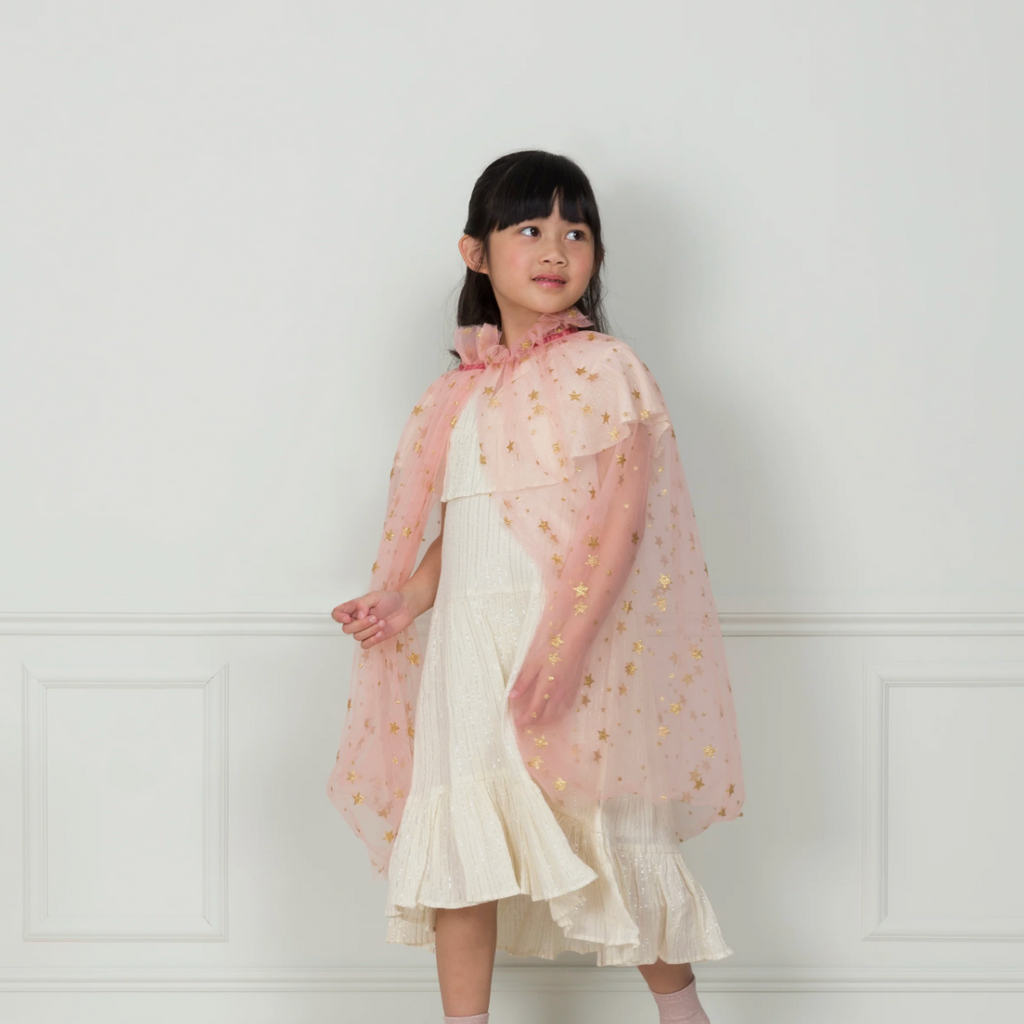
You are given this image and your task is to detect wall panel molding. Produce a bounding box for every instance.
[3,610,1024,637]
[862,661,1024,941]
[22,665,229,941]
[1,965,1024,993]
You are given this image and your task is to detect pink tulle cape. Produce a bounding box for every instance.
[327,307,745,875]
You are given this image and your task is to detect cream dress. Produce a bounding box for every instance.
[384,392,733,966]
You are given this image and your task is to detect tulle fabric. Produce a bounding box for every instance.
[327,307,745,875]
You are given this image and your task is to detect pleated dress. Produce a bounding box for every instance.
[384,391,733,966]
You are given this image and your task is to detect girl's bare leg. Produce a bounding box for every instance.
[637,958,695,993]
[434,901,498,1017]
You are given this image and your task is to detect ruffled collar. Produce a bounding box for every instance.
[454,306,594,369]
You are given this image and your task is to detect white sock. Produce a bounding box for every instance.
[443,1014,488,1024]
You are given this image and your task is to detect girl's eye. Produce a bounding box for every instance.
[518,226,589,240]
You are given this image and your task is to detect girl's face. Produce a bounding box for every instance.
[461,196,596,323]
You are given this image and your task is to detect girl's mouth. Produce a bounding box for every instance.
[534,276,566,288]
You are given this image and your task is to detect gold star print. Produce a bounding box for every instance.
[704,744,717,758]
[548,651,562,665]
[625,662,637,675]
[690,645,703,660]
[384,530,394,541]
[597,728,610,741]
[507,440,514,452]
[371,560,379,573]
[574,601,588,614]
[575,366,587,375]
[352,792,364,805]
[587,372,598,381]
[407,725,415,738]
[580,693,591,706]
[593,749,602,762]
[412,405,423,415]
[582,404,593,414]
[534,735,549,747]
[528,755,543,769]
[573,581,589,597]
[569,390,581,401]
[401,525,412,536]
[529,389,539,400]
[727,783,735,795]
[631,531,639,544]
[347,771,357,782]
[407,651,419,665]
[587,535,600,547]
[659,574,672,589]
[389,722,399,734]
[554,777,567,790]
[483,386,494,395]
[533,403,545,415]
[395,639,404,652]
[552,441,561,452]
[615,620,627,633]
[583,674,595,687]
[669,702,681,714]
[622,600,633,613]
[631,389,641,400]
[658,726,670,737]
[538,519,550,532]
[616,453,626,465]
[384,829,395,843]
[618,684,628,696]
[601,411,610,424]
[589,486,596,499]
[609,428,619,440]
[633,640,645,652]
[479,453,487,464]
[550,633,564,647]
[586,554,599,567]
[503,516,512,526]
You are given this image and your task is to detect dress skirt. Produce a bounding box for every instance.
[384,393,733,966]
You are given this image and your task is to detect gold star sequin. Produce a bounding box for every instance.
[658,726,670,737]
[384,530,394,541]
[352,792,363,805]
[727,783,735,795]
[507,440,514,452]
[346,770,357,782]
[704,744,717,758]
[583,674,595,687]
[690,645,703,660]
[633,640,645,652]
[527,755,543,769]
[407,725,415,738]
[384,829,395,843]
[534,734,549,747]
[601,411,610,424]
[573,581,589,597]
[622,600,633,613]
[554,777,567,790]
[625,662,637,675]
[529,389,540,400]
[575,366,587,376]
[389,722,399,734]
[597,728,609,741]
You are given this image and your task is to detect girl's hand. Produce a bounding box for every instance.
[508,632,589,727]
[331,589,413,650]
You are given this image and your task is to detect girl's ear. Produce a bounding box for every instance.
[458,233,488,275]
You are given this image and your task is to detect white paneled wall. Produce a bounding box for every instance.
[1,0,1022,1021]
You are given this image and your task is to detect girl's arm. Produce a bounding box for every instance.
[333,504,446,648]
[398,501,446,619]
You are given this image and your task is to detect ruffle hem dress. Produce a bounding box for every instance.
[384,391,733,966]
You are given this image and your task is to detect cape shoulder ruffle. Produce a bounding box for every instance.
[327,309,745,875]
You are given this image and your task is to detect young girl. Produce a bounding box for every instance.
[327,150,744,1024]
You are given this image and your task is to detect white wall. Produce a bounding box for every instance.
[1,2,1022,1022]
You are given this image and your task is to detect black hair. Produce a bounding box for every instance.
[452,150,609,353]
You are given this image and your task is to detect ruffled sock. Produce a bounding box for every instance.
[651,974,710,1024]
[443,1015,488,1024]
